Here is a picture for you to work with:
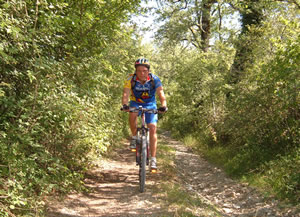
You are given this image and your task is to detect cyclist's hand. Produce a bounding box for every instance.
[158,106,168,113]
[121,104,129,111]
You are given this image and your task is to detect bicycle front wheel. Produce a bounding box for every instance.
[139,135,147,193]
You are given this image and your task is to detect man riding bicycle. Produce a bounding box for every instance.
[122,58,167,171]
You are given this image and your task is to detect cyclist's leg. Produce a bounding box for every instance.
[147,123,157,158]
[129,101,140,136]
[148,123,158,170]
[129,101,139,149]
[129,112,138,136]
[145,105,158,169]
[144,104,158,157]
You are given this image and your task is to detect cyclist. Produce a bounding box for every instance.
[122,58,167,171]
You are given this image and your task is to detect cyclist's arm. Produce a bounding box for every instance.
[156,86,167,107]
[122,87,131,105]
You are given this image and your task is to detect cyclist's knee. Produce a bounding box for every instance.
[148,123,157,134]
[129,113,138,121]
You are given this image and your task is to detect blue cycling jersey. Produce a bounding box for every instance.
[123,73,162,105]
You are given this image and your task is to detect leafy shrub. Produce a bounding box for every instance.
[0,0,141,215]
[161,20,299,203]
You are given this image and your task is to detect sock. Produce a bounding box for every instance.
[132,135,137,139]
[151,157,156,161]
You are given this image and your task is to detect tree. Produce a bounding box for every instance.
[0,0,143,215]
[156,0,220,51]
[226,0,264,86]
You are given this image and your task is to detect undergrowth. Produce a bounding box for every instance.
[182,134,300,205]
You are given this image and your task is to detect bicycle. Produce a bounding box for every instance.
[121,106,158,193]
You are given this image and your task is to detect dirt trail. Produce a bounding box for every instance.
[170,137,299,217]
[47,131,299,217]
[46,136,173,217]
[46,145,170,216]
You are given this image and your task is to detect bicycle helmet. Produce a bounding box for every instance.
[135,58,150,69]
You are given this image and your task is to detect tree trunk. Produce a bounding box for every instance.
[228,0,264,85]
[200,0,214,52]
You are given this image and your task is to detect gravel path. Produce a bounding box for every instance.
[46,131,299,217]
[46,146,171,216]
[166,133,299,217]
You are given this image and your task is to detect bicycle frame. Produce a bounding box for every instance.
[126,106,158,192]
[131,106,154,164]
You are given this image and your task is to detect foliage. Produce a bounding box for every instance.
[157,0,300,203]
[155,0,238,51]
[0,0,142,215]
[159,43,234,139]
[0,0,299,215]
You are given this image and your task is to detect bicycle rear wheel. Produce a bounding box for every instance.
[139,135,147,193]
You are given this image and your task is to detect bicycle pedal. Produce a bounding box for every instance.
[131,148,136,152]
[150,168,158,173]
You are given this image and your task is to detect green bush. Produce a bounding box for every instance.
[161,22,299,203]
[0,0,142,215]
[262,147,300,203]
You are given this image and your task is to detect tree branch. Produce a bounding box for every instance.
[188,26,202,49]
[80,2,129,39]
[80,0,84,37]
[227,2,242,12]
[172,0,188,8]
[34,0,39,30]
[24,1,28,17]
[291,0,300,9]
[277,0,300,9]
[181,38,199,48]
[218,2,222,41]
[0,202,16,217]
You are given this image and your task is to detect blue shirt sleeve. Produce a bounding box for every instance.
[152,74,162,89]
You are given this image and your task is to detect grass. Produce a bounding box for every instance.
[182,135,231,170]
[181,134,300,206]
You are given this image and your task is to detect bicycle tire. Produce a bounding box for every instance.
[136,130,141,165]
[139,135,147,193]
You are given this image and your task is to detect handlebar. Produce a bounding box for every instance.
[121,106,158,114]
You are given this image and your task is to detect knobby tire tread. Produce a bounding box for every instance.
[139,136,147,193]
